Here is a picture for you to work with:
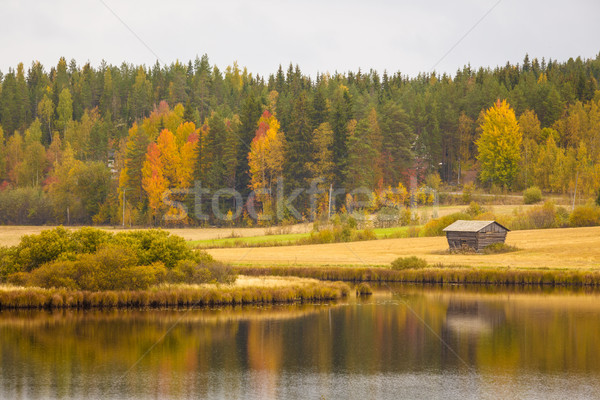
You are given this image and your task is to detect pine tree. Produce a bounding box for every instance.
[284,92,313,190]
[378,101,414,185]
[345,108,383,189]
[330,89,352,187]
[236,93,262,192]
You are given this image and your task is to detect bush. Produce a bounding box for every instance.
[14,227,78,272]
[28,245,168,291]
[523,186,542,204]
[465,202,485,217]
[113,229,195,269]
[462,184,474,204]
[167,260,212,284]
[510,201,557,230]
[421,212,470,237]
[483,243,520,254]
[569,204,600,227]
[391,256,428,270]
[205,262,237,284]
[356,282,373,295]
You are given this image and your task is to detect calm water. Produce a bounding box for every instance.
[2,285,600,399]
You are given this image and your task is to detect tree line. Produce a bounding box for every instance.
[0,53,599,225]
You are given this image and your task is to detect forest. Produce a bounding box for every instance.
[0,53,599,225]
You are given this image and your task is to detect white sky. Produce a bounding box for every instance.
[1,0,599,78]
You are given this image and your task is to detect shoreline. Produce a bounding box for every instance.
[0,277,350,310]
[237,265,600,287]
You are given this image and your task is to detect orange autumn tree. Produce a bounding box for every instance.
[247,111,285,216]
[142,125,199,224]
[141,142,168,215]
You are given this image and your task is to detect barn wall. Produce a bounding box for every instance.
[446,232,478,249]
[475,232,507,250]
[446,227,507,251]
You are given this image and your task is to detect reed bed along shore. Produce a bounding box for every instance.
[237,266,600,287]
[0,278,349,309]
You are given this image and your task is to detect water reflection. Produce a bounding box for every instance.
[1,286,600,399]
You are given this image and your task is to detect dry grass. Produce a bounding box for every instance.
[0,276,350,309]
[207,226,600,270]
[233,275,325,288]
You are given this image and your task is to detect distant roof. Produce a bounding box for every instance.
[442,220,510,232]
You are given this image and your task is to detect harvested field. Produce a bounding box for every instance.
[207,226,600,270]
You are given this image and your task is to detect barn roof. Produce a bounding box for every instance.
[442,220,510,232]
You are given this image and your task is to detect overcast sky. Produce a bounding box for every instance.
[1,0,599,78]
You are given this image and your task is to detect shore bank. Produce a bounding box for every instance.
[238,265,600,287]
[0,276,349,309]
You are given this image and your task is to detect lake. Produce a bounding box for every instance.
[1,285,600,399]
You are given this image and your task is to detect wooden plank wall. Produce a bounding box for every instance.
[446,228,507,251]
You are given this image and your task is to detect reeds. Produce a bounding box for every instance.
[237,265,600,287]
[356,282,373,295]
[0,281,350,309]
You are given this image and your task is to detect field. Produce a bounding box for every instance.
[206,226,600,270]
[0,204,546,247]
[0,224,315,247]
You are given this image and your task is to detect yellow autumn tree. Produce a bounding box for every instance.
[476,99,522,188]
[141,123,199,224]
[248,111,285,212]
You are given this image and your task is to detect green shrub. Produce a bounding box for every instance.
[391,256,428,270]
[113,229,194,269]
[0,246,18,282]
[14,227,77,272]
[465,202,485,217]
[523,186,543,204]
[483,243,520,254]
[71,227,113,254]
[168,260,212,284]
[569,204,600,227]
[27,245,168,291]
[421,212,470,237]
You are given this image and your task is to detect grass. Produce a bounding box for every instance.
[0,224,315,247]
[237,265,600,287]
[189,226,415,249]
[206,226,600,270]
[0,276,350,309]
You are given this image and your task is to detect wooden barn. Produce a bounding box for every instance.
[442,220,509,252]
